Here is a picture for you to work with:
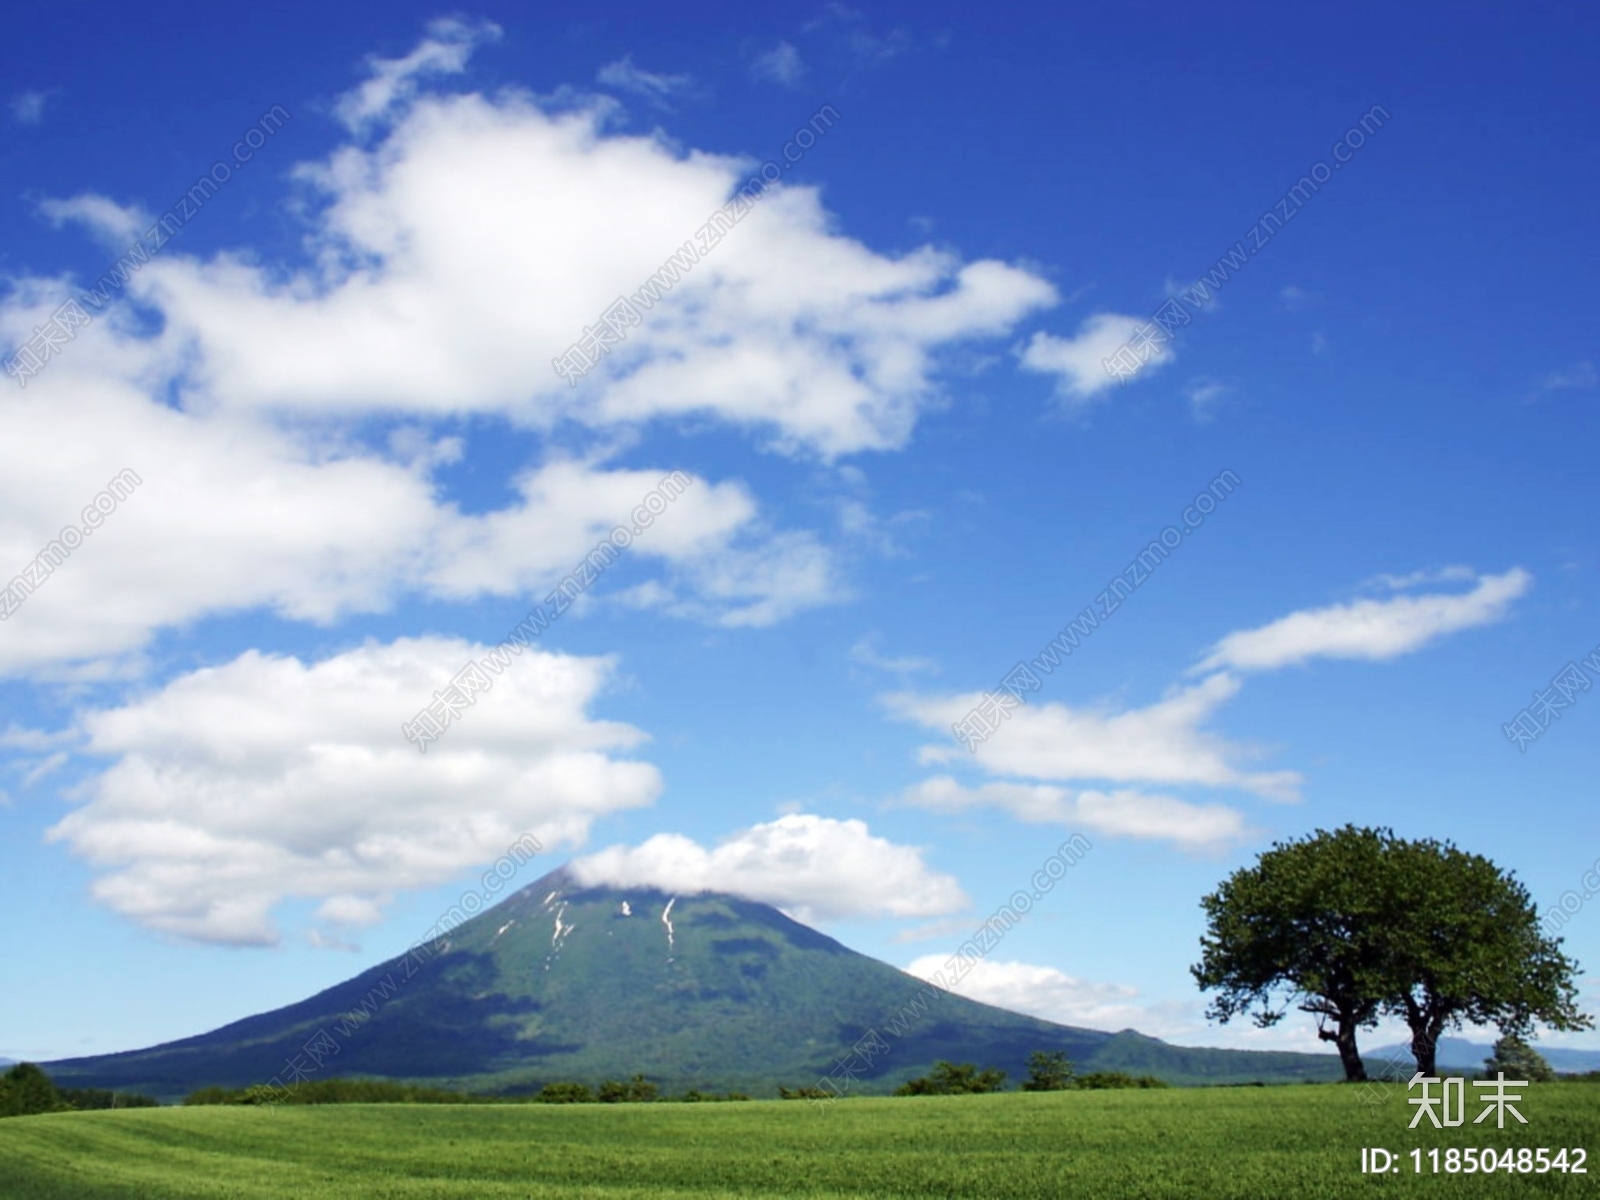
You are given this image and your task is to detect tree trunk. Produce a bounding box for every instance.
[1409,1015,1446,1078]
[1318,1017,1368,1081]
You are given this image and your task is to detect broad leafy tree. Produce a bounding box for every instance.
[1375,835,1588,1076]
[1192,826,1589,1081]
[1021,1050,1075,1092]
[1192,826,1392,1080]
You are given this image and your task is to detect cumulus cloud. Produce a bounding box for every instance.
[905,955,1422,1051]
[0,25,1065,677]
[1020,313,1172,400]
[901,778,1248,848]
[47,638,659,946]
[0,375,815,672]
[904,956,1196,1034]
[1195,568,1531,673]
[569,814,968,923]
[894,674,1301,801]
[112,85,1052,454]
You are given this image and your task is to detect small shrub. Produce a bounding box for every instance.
[895,1061,1007,1096]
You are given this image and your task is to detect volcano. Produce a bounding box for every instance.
[44,867,1341,1099]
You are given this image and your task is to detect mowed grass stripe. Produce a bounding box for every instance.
[1,1085,1596,1198]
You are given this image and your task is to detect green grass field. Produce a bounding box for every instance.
[1,1083,1595,1198]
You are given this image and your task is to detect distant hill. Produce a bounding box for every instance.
[45,867,1345,1100]
[1367,1036,1600,1076]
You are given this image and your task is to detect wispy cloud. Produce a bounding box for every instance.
[1542,361,1597,392]
[751,41,805,86]
[596,55,694,106]
[1278,284,1315,310]
[1196,568,1531,674]
[334,16,501,131]
[10,90,51,125]
[1184,378,1230,422]
[902,777,1250,848]
[851,634,937,676]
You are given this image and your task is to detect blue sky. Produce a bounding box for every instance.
[2,2,1597,1064]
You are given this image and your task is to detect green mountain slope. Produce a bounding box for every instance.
[44,867,1343,1099]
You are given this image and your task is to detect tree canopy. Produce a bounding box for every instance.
[1192,826,1589,1080]
[1021,1050,1075,1092]
[1484,1034,1556,1083]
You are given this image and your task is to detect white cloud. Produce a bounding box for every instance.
[10,90,49,125]
[114,79,1053,457]
[1020,313,1172,400]
[1365,565,1477,591]
[751,42,805,86]
[905,955,1432,1052]
[1184,378,1230,422]
[0,368,817,672]
[850,634,937,675]
[895,674,1301,801]
[37,194,150,247]
[569,813,968,923]
[1278,284,1314,310]
[1542,361,1597,392]
[902,778,1248,848]
[0,26,1065,678]
[596,56,693,105]
[609,529,846,628]
[904,956,1195,1036]
[48,638,659,946]
[1196,568,1532,674]
[334,16,502,131]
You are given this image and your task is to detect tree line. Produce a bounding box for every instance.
[0,1063,157,1118]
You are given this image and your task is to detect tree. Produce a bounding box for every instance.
[1021,1051,1075,1092]
[1375,835,1589,1077]
[1193,826,1590,1081]
[894,1061,1007,1095]
[597,1075,658,1103]
[1192,826,1393,1081]
[0,1064,68,1118]
[1483,1035,1556,1083]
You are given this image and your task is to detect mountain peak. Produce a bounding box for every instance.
[44,863,1346,1099]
